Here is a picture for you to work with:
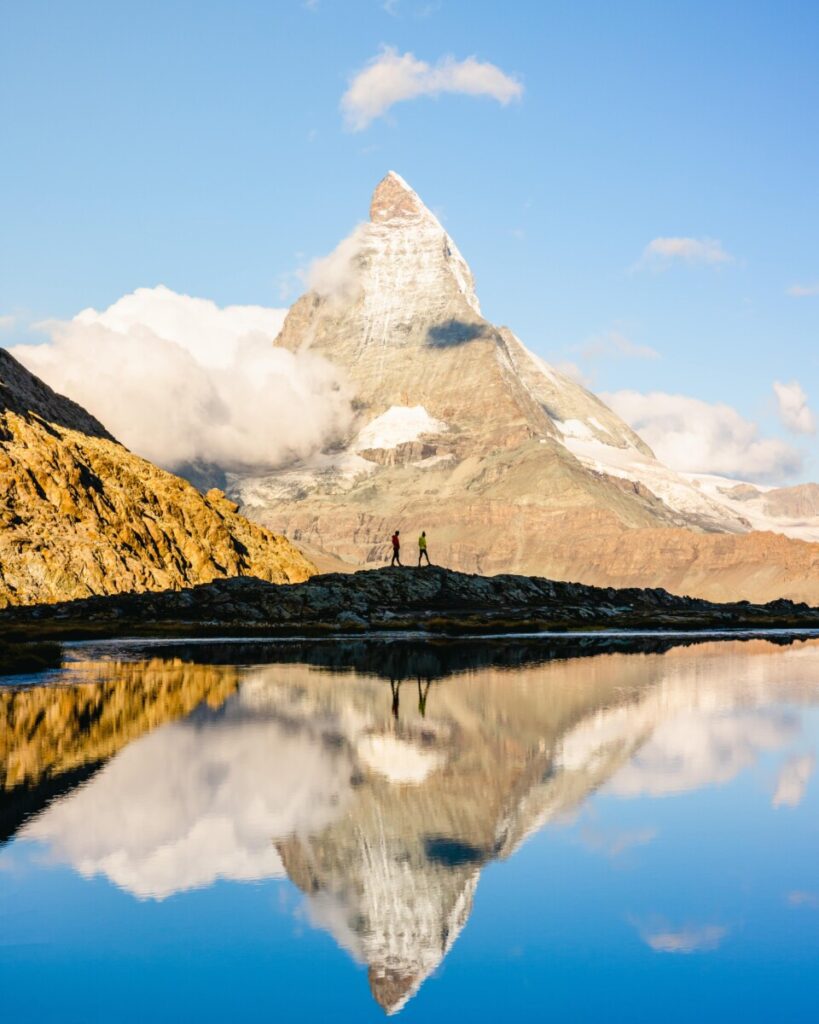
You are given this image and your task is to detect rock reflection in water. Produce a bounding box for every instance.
[3,638,819,1014]
[0,657,240,843]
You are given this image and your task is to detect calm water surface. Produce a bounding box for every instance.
[2,636,819,1022]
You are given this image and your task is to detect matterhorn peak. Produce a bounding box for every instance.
[369,170,429,224]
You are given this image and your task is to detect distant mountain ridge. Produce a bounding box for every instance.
[0,349,314,606]
[229,172,819,603]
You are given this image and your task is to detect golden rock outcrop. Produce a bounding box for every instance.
[0,349,315,606]
[0,658,239,794]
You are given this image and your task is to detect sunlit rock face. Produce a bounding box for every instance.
[0,659,240,793]
[0,349,315,607]
[0,658,241,843]
[230,173,819,603]
[10,639,819,1012]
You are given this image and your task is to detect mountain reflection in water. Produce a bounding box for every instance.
[2,636,819,1017]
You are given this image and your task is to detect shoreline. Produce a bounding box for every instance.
[3,564,819,642]
[3,564,819,676]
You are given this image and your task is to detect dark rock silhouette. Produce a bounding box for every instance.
[4,565,818,641]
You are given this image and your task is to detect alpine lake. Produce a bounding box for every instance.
[3,632,819,1022]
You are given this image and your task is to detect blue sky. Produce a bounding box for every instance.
[1,0,817,480]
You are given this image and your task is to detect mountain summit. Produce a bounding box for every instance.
[232,173,819,603]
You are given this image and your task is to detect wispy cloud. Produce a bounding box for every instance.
[773,379,816,435]
[341,46,523,131]
[639,236,732,269]
[305,223,368,304]
[581,825,658,858]
[580,329,659,361]
[787,282,819,297]
[788,890,819,908]
[0,314,15,331]
[642,924,728,954]
[773,753,815,808]
[554,360,592,388]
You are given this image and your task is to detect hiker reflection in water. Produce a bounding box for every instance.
[390,529,401,567]
[418,530,431,566]
[389,678,433,721]
[417,677,432,717]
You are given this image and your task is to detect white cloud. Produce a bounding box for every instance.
[642,924,728,954]
[580,329,659,361]
[773,379,816,435]
[773,753,814,808]
[606,707,798,798]
[604,389,803,481]
[10,285,353,473]
[640,236,732,268]
[0,314,15,331]
[787,282,819,297]
[306,223,368,303]
[24,694,352,900]
[341,46,523,131]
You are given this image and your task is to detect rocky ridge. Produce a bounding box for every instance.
[4,565,819,639]
[0,349,315,607]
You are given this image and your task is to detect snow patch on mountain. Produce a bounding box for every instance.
[354,405,448,451]
[230,404,448,510]
[356,734,445,784]
[685,473,819,542]
[231,450,377,506]
[556,427,751,530]
[555,418,596,441]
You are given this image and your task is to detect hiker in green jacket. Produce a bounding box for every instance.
[418,530,430,567]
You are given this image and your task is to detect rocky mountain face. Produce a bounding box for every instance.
[0,349,314,607]
[231,172,819,603]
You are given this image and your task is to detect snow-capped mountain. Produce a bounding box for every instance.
[231,172,819,602]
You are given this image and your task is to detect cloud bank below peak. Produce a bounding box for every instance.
[10,286,353,474]
[604,389,803,482]
[341,46,523,130]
